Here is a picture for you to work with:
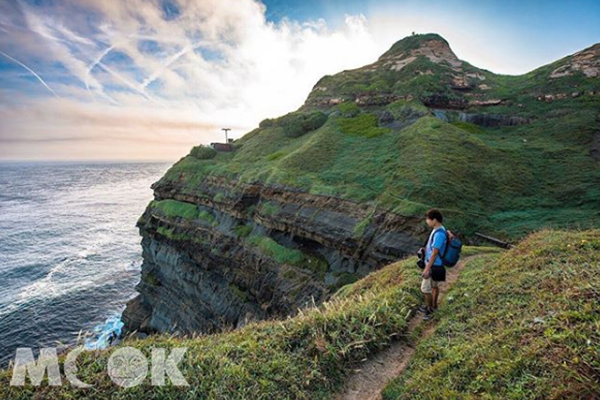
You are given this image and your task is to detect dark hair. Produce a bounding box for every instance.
[425,208,443,223]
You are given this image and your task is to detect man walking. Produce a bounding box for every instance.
[420,209,449,321]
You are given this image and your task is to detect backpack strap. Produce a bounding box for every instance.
[431,228,449,264]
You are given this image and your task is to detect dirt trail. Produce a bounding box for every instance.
[334,255,479,400]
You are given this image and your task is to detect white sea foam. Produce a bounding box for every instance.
[84,313,125,350]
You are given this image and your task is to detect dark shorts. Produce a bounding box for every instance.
[431,265,446,282]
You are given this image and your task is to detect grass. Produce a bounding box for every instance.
[245,234,328,276]
[383,228,600,399]
[0,248,437,399]
[150,199,198,221]
[336,113,391,138]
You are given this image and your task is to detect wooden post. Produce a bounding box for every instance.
[222,128,231,143]
[474,232,512,248]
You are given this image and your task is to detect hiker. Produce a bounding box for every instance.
[418,208,454,321]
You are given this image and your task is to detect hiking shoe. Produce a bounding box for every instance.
[418,305,429,314]
[423,311,433,321]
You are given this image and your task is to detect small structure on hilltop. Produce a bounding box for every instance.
[210,128,234,152]
[210,140,233,152]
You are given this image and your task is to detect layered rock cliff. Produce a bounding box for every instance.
[122,33,600,336]
[122,175,424,334]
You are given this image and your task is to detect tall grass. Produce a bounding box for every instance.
[383,228,600,399]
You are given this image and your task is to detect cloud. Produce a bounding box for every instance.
[0,0,394,161]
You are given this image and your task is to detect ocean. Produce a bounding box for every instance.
[0,161,172,367]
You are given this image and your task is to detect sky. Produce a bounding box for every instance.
[0,0,599,162]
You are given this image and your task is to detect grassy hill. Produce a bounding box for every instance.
[383,229,600,399]
[154,33,600,240]
[1,229,597,398]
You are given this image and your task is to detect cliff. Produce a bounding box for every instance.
[122,33,600,336]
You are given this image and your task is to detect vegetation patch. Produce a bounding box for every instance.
[198,210,216,225]
[156,225,191,241]
[151,199,198,220]
[337,114,391,138]
[337,101,360,117]
[385,100,428,121]
[141,271,160,286]
[247,235,305,266]
[234,224,253,238]
[259,202,281,217]
[353,206,377,239]
[246,234,328,276]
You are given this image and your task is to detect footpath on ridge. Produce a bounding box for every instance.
[335,255,481,400]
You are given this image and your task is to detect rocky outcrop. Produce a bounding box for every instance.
[459,112,531,127]
[421,94,468,109]
[550,43,600,79]
[468,99,503,106]
[378,36,463,71]
[122,176,424,336]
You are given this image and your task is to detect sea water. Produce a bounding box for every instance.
[0,161,171,367]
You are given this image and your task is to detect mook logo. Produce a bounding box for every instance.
[10,347,189,388]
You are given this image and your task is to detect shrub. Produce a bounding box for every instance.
[279,111,328,138]
[190,145,217,160]
[259,118,275,128]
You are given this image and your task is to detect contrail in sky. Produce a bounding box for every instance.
[0,49,59,97]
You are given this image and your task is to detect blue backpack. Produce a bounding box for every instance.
[433,229,463,267]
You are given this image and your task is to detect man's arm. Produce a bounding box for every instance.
[423,247,439,278]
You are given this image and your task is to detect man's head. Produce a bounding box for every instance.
[425,208,443,228]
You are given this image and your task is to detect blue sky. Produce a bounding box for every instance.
[0,0,599,161]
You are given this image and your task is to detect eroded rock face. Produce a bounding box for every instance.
[122,177,424,336]
[591,126,600,161]
[550,43,600,78]
[459,112,531,127]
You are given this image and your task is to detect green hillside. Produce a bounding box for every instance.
[159,41,600,237]
[383,229,600,399]
[1,229,597,398]
[154,33,600,240]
